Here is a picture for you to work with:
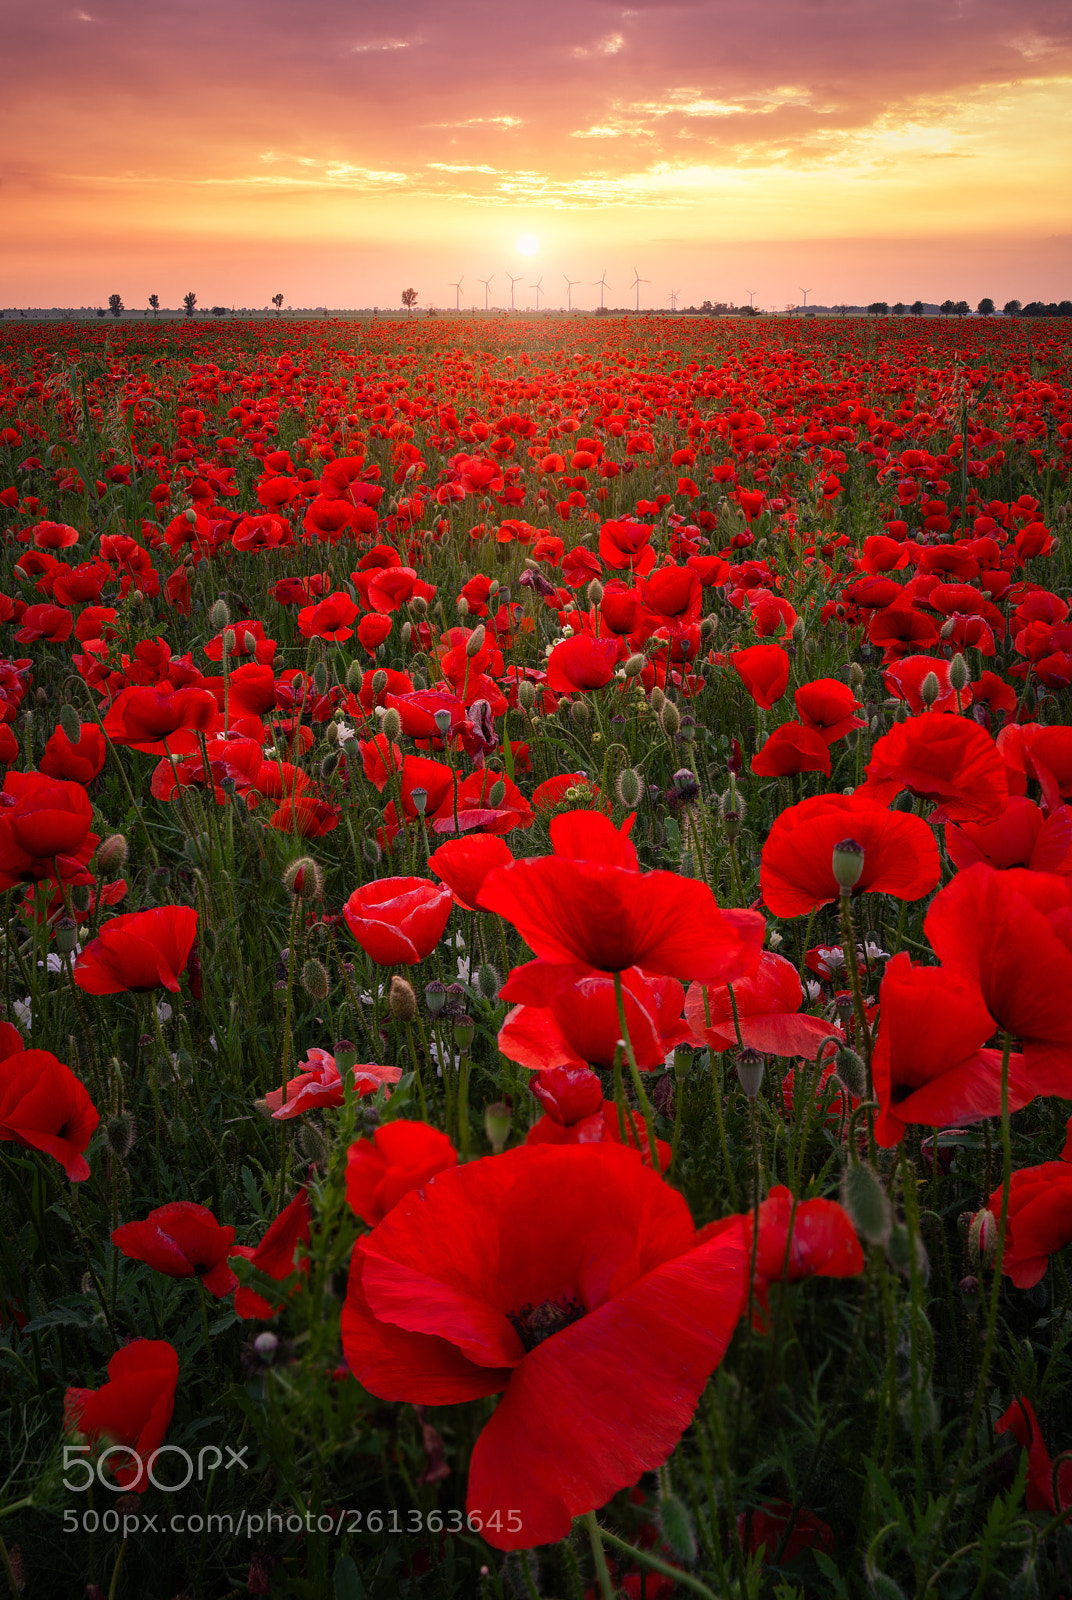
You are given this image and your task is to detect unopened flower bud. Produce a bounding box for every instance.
[312,661,329,695]
[968,1207,998,1273]
[831,837,865,892]
[586,579,604,605]
[96,833,129,876]
[672,768,700,802]
[319,751,339,780]
[58,703,82,744]
[569,699,591,729]
[209,598,230,631]
[381,707,403,742]
[841,1161,891,1245]
[465,625,486,657]
[660,700,681,737]
[948,652,970,693]
[301,958,330,1001]
[623,652,646,678]
[919,671,941,709]
[848,662,865,689]
[371,668,388,695]
[388,975,417,1022]
[361,836,382,866]
[71,883,92,913]
[485,1101,512,1154]
[105,1110,137,1158]
[282,856,323,900]
[244,630,257,655]
[735,1047,765,1099]
[616,767,643,809]
[658,1494,697,1564]
[222,627,236,656]
[834,1045,867,1099]
[297,1120,327,1164]
[517,680,536,711]
[650,685,666,713]
[345,661,363,691]
[487,780,506,807]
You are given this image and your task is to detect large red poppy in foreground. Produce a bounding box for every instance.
[341,1144,746,1549]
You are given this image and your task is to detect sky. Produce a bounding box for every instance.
[2,0,1071,311]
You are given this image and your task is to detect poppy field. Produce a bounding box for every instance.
[2,310,1072,1599]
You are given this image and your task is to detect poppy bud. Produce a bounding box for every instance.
[477,963,501,1001]
[650,685,666,713]
[367,668,387,697]
[55,917,78,955]
[699,617,717,643]
[326,721,340,746]
[388,975,417,1022]
[616,766,643,808]
[735,1047,765,1099]
[381,708,402,742]
[485,1101,512,1154]
[834,1045,867,1099]
[457,596,470,618]
[361,837,382,866]
[58,702,82,744]
[867,1570,907,1600]
[919,671,941,709]
[658,1494,697,1563]
[623,652,646,677]
[939,617,957,640]
[96,833,129,876]
[345,661,363,691]
[968,1208,998,1273]
[887,1224,929,1283]
[282,856,323,900]
[320,752,339,781]
[401,620,413,646]
[244,630,257,655]
[335,1039,358,1072]
[312,661,328,695]
[517,680,536,711]
[958,1273,980,1312]
[169,1114,189,1146]
[487,780,506,806]
[831,837,865,892]
[569,700,591,729]
[222,627,236,656]
[660,700,681,737]
[841,1161,891,1245]
[465,625,486,657]
[587,580,604,606]
[948,652,970,693]
[301,958,330,1001]
[71,884,92,913]
[209,598,230,631]
[297,1121,327,1164]
[105,1110,137,1158]
[425,980,447,1015]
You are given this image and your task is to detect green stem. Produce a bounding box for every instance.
[613,971,659,1170]
[583,1511,615,1600]
[598,1523,721,1600]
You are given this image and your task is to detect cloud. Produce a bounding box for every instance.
[350,37,412,53]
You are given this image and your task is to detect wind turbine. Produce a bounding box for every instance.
[630,267,650,313]
[478,274,495,311]
[563,275,580,312]
[747,289,756,308]
[530,276,544,311]
[593,270,609,310]
[800,286,812,309]
[668,289,679,312]
[506,272,522,312]
[449,277,464,311]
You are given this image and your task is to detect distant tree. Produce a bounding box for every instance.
[148,294,160,317]
[977,297,995,316]
[401,288,418,315]
[910,300,924,317]
[108,293,124,318]
[272,293,284,316]
[833,304,849,317]
[1060,301,1072,318]
[940,299,955,316]
[893,302,905,316]
[211,306,228,317]
[95,307,106,318]
[867,301,889,317]
[183,292,197,317]
[954,300,969,317]
[1003,299,1022,316]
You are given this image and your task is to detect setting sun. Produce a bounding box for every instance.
[516,233,540,257]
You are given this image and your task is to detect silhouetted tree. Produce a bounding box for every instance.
[954,300,969,317]
[272,294,284,316]
[401,288,418,315]
[867,301,889,317]
[911,300,924,317]
[893,302,905,316]
[183,292,197,317]
[977,297,995,316]
[108,293,123,318]
[148,294,160,317]
[1004,300,1022,316]
[940,300,955,316]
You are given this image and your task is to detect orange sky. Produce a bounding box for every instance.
[3,0,1070,310]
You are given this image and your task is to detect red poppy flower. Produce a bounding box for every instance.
[224,662,279,720]
[545,635,620,694]
[0,1048,99,1181]
[731,644,789,709]
[264,1049,402,1119]
[525,1066,670,1170]
[341,1143,747,1550]
[996,1398,1072,1513]
[858,715,1008,824]
[871,952,1035,1147]
[0,770,98,889]
[599,519,656,574]
[531,773,599,814]
[346,1122,459,1227]
[639,565,702,628]
[499,960,691,1072]
[230,1189,312,1319]
[685,953,837,1059]
[357,613,393,652]
[343,877,453,965]
[102,684,220,755]
[15,603,74,644]
[794,678,866,745]
[924,864,1072,1096]
[297,591,359,642]
[882,655,960,714]
[0,1023,23,1061]
[999,724,1072,811]
[64,1341,179,1494]
[39,723,107,784]
[479,812,765,984]
[112,1202,238,1296]
[714,1185,864,1325]
[268,796,340,837]
[946,798,1072,875]
[738,1501,836,1564]
[74,905,198,994]
[760,794,940,918]
[983,1162,1072,1289]
[751,722,831,777]
[868,605,940,658]
[428,836,514,911]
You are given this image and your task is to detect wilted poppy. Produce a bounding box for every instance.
[341,1143,746,1549]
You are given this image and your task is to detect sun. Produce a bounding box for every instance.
[516,233,540,257]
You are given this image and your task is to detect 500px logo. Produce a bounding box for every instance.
[63,1444,248,1494]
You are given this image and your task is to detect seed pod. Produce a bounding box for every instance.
[735,1047,765,1099]
[831,837,865,891]
[841,1161,891,1245]
[485,1101,512,1154]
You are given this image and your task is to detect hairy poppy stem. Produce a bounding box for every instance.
[613,971,660,1172]
[582,1512,615,1600]
[597,1520,722,1599]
